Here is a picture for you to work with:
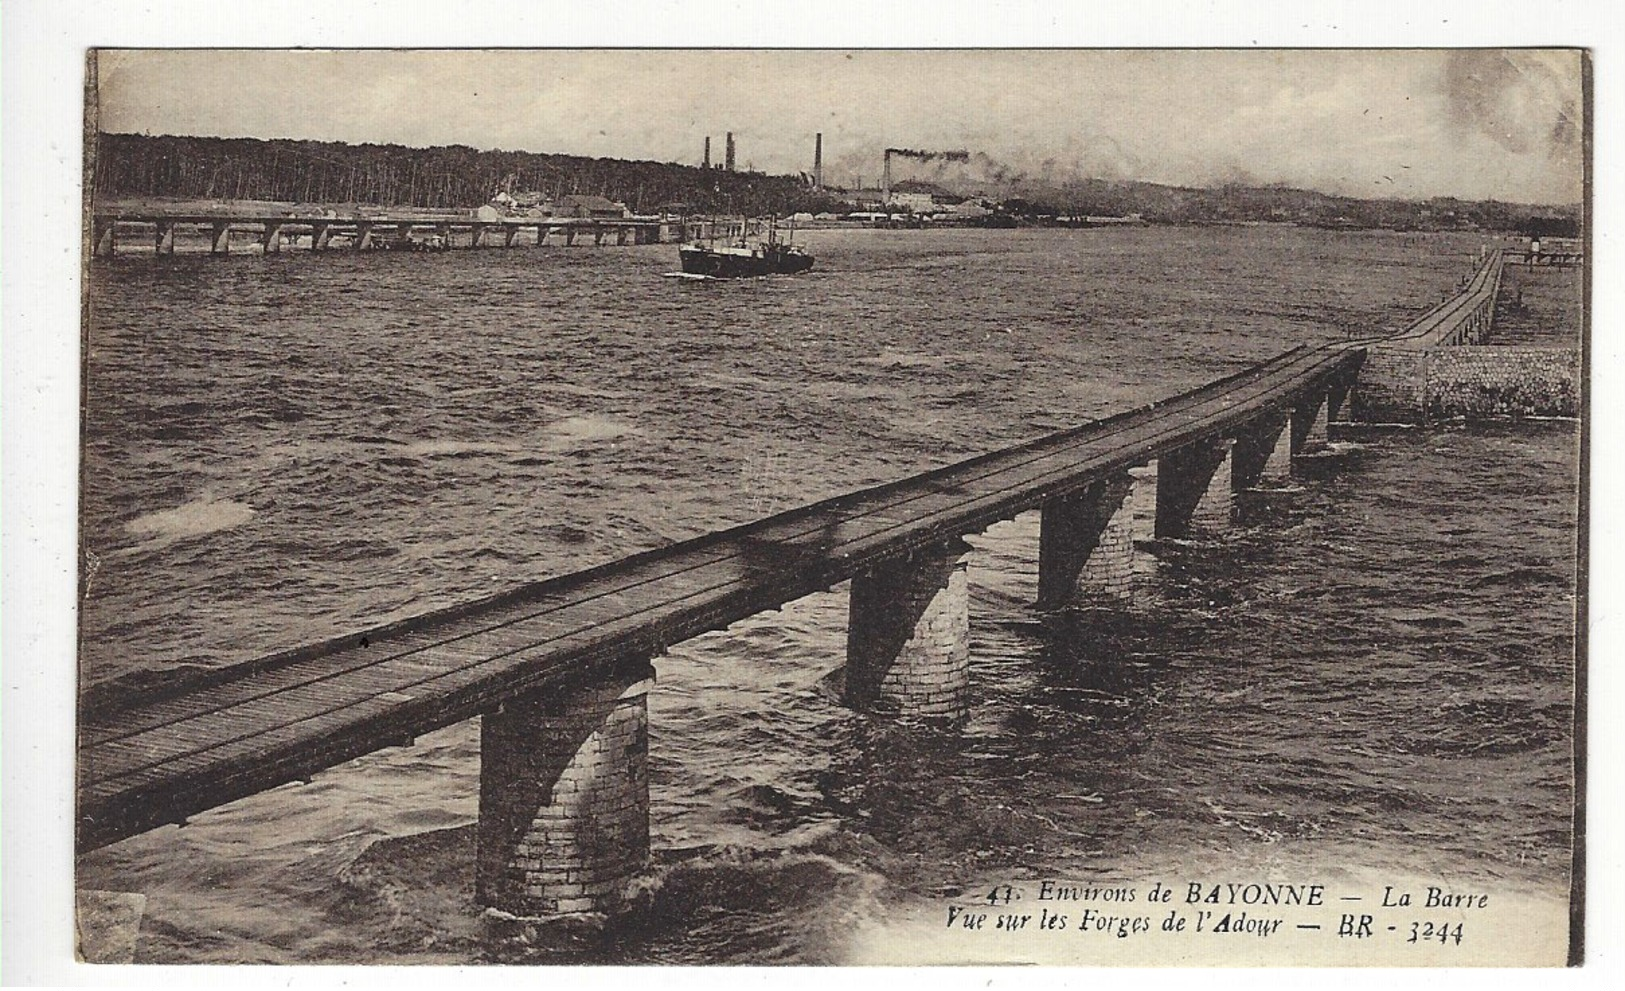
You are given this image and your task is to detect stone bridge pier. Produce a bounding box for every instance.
[94,220,117,257]
[476,660,655,920]
[1154,437,1236,538]
[844,539,973,719]
[1232,412,1293,491]
[1031,403,1311,613]
[1290,381,1350,457]
[1036,473,1141,609]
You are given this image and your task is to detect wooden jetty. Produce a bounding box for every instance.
[77,250,1510,922]
[1507,247,1584,268]
[89,210,737,257]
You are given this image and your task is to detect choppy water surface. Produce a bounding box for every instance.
[78,227,1577,964]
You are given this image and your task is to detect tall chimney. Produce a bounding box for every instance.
[703,136,711,169]
[814,133,823,189]
[725,132,736,172]
[882,150,892,205]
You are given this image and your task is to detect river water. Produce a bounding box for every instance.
[77,226,1579,965]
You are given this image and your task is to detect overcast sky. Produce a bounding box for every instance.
[96,48,1584,205]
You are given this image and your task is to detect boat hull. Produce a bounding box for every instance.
[679,245,814,278]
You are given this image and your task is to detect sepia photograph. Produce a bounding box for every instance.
[2,6,1608,979]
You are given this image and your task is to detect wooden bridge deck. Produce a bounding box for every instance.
[1389,249,1504,347]
[77,343,1361,852]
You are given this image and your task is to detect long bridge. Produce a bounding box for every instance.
[77,249,1508,920]
[89,210,739,257]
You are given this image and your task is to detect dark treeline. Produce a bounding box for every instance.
[95,132,1580,236]
[93,132,848,215]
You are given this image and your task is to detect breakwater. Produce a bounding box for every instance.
[1351,248,1582,421]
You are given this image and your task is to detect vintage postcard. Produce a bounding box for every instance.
[22,34,1597,974]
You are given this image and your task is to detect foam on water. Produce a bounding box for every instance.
[124,497,256,546]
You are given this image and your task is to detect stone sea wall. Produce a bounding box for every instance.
[1352,344,1580,422]
[1425,346,1580,419]
[1350,253,1581,423]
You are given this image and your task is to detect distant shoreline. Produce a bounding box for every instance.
[89,197,1542,237]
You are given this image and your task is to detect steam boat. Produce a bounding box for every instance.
[677,222,814,278]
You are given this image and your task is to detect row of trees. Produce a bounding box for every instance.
[94,132,1580,236]
[93,132,849,216]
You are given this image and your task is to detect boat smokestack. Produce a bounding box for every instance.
[814,133,823,189]
[725,132,736,172]
[704,136,711,170]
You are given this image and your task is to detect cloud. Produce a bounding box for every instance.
[1443,50,1582,158]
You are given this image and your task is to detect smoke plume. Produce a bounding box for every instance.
[885,148,971,162]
